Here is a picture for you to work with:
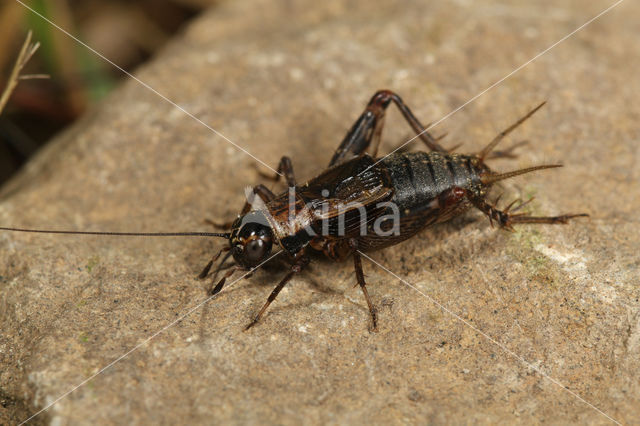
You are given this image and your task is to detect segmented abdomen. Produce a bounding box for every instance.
[384,151,484,211]
[358,151,486,251]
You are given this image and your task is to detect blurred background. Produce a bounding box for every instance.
[0,0,218,186]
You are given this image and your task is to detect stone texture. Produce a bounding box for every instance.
[1,0,639,424]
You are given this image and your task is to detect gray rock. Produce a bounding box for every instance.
[1,0,638,424]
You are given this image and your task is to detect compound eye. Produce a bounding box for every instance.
[245,238,267,262]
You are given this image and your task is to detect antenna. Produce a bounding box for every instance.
[0,227,230,239]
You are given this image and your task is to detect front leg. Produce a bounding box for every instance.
[205,184,276,229]
[209,265,246,295]
[198,246,230,279]
[257,156,296,187]
[244,255,310,330]
[210,155,295,230]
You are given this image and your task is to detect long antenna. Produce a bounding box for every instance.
[0,227,230,238]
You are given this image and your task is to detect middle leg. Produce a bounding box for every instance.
[349,239,378,331]
[244,256,310,330]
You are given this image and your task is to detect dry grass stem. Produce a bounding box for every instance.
[0,31,47,115]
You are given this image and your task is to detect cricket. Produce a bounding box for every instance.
[1,89,588,331]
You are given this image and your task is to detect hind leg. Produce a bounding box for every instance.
[330,90,447,166]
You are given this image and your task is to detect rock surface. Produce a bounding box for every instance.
[1,0,639,424]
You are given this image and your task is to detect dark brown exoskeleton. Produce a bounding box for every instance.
[197,90,587,331]
[0,90,587,331]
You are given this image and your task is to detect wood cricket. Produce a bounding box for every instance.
[1,90,587,331]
